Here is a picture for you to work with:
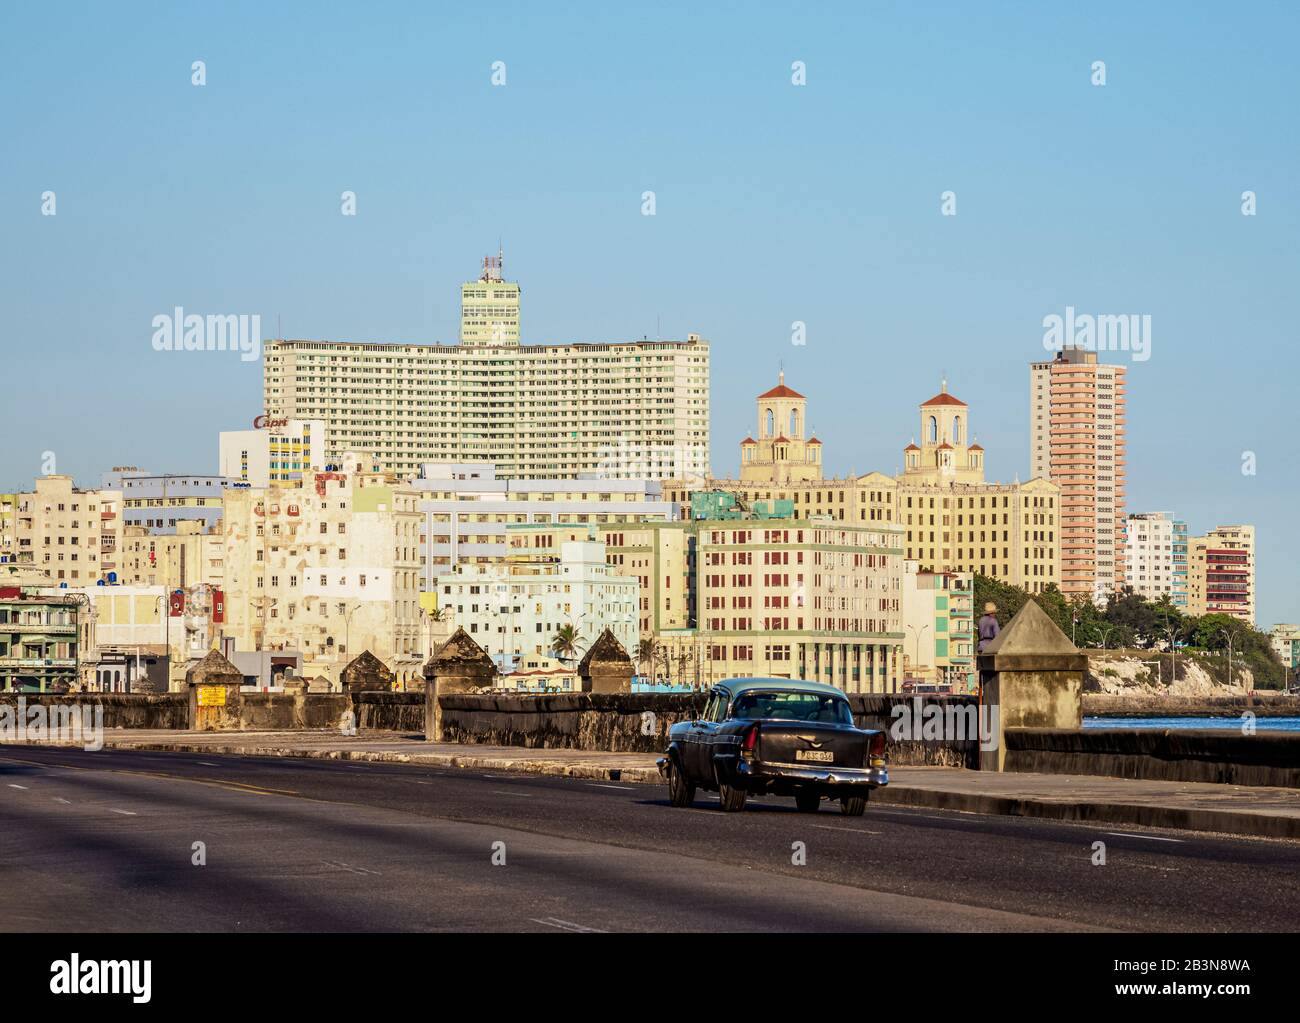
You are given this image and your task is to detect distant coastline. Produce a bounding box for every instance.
[1083,692,1299,719]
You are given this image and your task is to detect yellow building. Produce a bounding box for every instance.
[740,372,823,482]
[119,520,226,591]
[9,477,125,585]
[666,378,1061,593]
[220,458,424,685]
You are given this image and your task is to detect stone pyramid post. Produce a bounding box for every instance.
[976,600,1087,771]
[422,628,496,742]
[578,628,634,693]
[340,650,394,692]
[185,649,246,731]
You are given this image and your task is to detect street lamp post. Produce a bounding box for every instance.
[906,624,929,682]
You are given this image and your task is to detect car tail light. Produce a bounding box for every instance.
[742,723,759,761]
[868,731,886,767]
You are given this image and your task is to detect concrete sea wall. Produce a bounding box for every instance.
[1006,727,1300,788]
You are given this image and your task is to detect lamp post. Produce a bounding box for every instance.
[906,623,929,683]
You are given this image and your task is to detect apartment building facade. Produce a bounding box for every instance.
[433,539,639,673]
[411,462,674,586]
[263,335,711,483]
[1188,525,1256,625]
[508,510,906,693]
[102,468,234,535]
[9,476,125,585]
[0,590,81,692]
[1030,346,1128,604]
[902,562,976,692]
[1124,511,1188,607]
[220,465,424,685]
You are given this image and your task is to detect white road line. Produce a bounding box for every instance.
[810,824,884,835]
[7,784,29,790]
[109,809,137,816]
[530,917,607,933]
[586,783,635,791]
[52,798,71,804]
[493,790,533,797]
[196,762,221,767]
[322,860,381,876]
[1104,832,1185,844]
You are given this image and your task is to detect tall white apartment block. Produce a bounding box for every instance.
[1124,512,1188,607]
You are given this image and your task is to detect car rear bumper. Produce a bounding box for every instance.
[736,760,889,788]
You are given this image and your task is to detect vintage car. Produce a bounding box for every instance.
[656,678,888,814]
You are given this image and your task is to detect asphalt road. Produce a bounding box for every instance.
[2,744,1297,932]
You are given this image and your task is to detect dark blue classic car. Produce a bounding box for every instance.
[657,678,888,814]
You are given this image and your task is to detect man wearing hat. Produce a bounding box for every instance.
[977,602,1000,653]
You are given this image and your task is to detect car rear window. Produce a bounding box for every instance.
[731,692,853,725]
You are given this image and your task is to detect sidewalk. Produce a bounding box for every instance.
[22,729,1300,840]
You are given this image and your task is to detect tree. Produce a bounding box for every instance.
[636,638,657,679]
[549,623,580,662]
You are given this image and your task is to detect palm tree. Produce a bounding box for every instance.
[637,638,657,679]
[550,623,580,662]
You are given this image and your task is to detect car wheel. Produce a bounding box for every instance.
[840,794,868,817]
[795,790,821,813]
[717,777,748,813]
[666,757,695,807]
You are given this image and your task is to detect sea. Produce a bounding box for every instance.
[1084,715,1300,733]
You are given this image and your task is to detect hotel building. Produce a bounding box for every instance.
[460,250,521,345]
[666,376,1060,594]
[1188,525,1256,625]
[1124,512,1188,607]
[1030,346,1128,604]
[261,262,710,481]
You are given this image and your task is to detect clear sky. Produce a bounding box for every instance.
[1,2,1296,623]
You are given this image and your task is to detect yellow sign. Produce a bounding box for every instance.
[197,685,227,707]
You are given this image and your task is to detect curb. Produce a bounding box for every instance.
[34,739,1300,840]
[97,740,662,785]
[873,785,1300,841]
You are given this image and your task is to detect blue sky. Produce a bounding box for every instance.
[1,2,1296,623]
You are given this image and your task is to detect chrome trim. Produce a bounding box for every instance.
[737,761,888,788]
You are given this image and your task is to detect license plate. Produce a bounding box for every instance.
[795,749,834,763]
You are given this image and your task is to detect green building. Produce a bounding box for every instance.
[0,590,81,692]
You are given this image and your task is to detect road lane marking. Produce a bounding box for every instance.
[109,809,137,816]
[196,762,221,767]
[7,784,29,790]
[810,824,883,835]
[586,783,635,791]
[531,917,606,933]
[322,859,381,876]
[493,790,533,797]
[52,798,71,804]
[1104,832,1185,844]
